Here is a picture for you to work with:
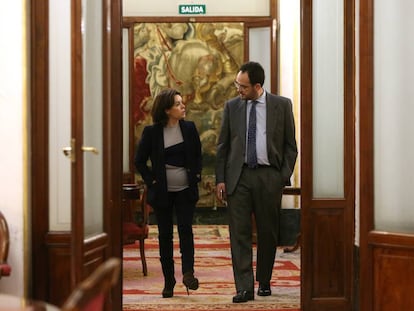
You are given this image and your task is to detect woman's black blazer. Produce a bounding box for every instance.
[134,120,202,207]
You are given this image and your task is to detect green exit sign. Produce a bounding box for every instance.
[178,4,206,15]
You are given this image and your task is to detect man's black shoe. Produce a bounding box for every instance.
[232,290,254,303]
[257,283,272,296]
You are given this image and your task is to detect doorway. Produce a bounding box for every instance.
[120,1,302,309]
[29,0,357,310]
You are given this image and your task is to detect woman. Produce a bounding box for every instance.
[134,88,202,298]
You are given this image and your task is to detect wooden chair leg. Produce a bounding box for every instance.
[139,239,148,276]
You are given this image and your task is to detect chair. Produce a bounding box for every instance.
[0,211,11,278]
[122,183,149,276]
[61,257,121,311]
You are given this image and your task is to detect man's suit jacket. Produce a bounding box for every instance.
[134,120,202,207]
[215,92,297,195]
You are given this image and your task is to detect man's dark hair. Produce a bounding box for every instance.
[239,61,265,86]
[151,88,181,126]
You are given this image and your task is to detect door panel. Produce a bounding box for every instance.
[49,0,72,232]
[311,209,346,297]
[373,242,414,310]
[81,0,104,238]
[301,0,355,310]
[71,0,106,284]
[359,1,414,310]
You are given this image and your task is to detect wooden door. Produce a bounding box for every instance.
[359,1,414,310]
[30,0,123,308]
[70,0,107,286]
[300,1,355,310]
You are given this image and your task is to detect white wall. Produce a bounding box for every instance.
[0,1,28,295]
[123,0,269,16]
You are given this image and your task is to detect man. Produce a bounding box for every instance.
[215,61,297,303]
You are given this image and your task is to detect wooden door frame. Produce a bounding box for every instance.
[30,0,123,308]
[70,0,85,288]
[30,0,51,300]
[30,0,357,309]
[359,0,374,308]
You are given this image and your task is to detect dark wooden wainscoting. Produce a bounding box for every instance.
[45,232,109,306]
[370,232,414,310]
[45,233,71,306]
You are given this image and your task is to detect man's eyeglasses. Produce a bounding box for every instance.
[233,81,250,91]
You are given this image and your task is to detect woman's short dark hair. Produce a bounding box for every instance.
[239,61,265,87]
[151,88,181,126]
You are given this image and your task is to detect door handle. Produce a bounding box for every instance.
[62,139,99,162]
[81,146,99,155]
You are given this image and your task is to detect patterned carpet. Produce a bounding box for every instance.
[123,225,300,311]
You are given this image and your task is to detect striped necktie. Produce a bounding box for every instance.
[246,101,258,168]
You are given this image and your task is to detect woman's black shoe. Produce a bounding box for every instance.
[162,278,176,298]
[182,271,199,295]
